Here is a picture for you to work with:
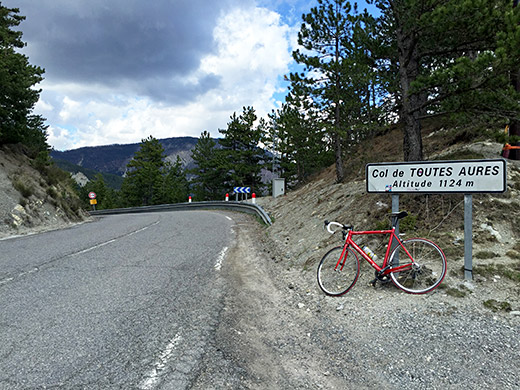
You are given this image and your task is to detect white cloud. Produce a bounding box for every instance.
[201,6,294,111]
[42,4,297,151]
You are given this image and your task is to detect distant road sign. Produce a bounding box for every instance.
[233,187,251,194]
[88,192,97,199]
[366,159,507,194]
[90,199,97,205]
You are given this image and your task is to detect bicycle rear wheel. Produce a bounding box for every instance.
[389,238,447,294]
[317,246,360,296]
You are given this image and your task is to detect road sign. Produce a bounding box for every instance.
[88,192,97,199]
[366,159,507,194]
[90,199,97,205]
[233,187,251,194]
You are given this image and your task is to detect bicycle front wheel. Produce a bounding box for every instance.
[317,246,360,296]
[389,238,447,294]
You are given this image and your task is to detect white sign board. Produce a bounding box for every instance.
[366,159,507,193]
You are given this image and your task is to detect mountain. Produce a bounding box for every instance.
[50,136,200,178]
[52,159,125,189]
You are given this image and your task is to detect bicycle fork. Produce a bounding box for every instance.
[334,246,349,272]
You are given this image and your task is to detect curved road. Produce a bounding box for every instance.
[0,210,234,389]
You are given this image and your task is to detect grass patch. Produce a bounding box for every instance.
[474,251,500,259]
[442,245,464,259]
[399,214,417,233]
[483,299,512,312]
[446,287,467,298]
[506,250,520,260]
[473,263,520,282]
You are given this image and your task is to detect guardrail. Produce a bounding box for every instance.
[89,201,272,225]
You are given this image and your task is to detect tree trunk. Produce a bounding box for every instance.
[396,11,423,162]
[333,130,344,183]
[334,102,345,182]
[333,25,345,183]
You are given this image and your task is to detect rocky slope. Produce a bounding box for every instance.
[0,144,89,239]
[257,138,520,313]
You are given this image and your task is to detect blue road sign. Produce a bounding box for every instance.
[233,187,251,194]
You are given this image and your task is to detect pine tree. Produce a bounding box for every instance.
[0,5,47,152]
[120,136,167,206]
[218,106,266,193]
[504,0,520,159]
[372,0,520,160]
[267,104,333,185]
[190,131,229,200]
[153,156,189,204]
[290,0,378,182]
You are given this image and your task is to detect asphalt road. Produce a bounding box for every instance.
[0,210,234,389]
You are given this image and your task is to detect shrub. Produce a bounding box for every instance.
[46,186,58,199]
[13,178,33,198]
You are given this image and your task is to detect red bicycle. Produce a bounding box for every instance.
[317,211,447,295]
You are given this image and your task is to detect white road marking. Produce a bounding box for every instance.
[214,246,228,271]
[73,239,117,255]
[0,277,14,286]
[72,221,159,256]
[225,216,232,221]
[140,334,182,389]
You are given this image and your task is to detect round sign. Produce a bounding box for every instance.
[88,192,97,199]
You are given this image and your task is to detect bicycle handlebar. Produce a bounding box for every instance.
[324,220,352,234]
[324,211,407,235]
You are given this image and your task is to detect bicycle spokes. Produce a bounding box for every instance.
[389,238,447,294]
[317,246,360,296]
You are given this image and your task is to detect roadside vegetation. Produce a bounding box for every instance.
[1,2,520,219]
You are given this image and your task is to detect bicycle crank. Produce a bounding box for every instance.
[370,270,392,287]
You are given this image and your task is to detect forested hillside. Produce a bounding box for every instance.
[1,1,520,234]
[0,4,88,237]
[50,136,200,176]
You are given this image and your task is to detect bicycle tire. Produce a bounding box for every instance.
[388,238,447,294]
[317,246,360,296]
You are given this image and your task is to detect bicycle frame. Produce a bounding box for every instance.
[336,228,414,275]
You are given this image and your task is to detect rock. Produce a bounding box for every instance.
[480,223,502,242]
[71,172,90,187]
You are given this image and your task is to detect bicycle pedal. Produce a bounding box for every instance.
[370,278,377,287]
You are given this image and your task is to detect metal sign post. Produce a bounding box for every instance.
[392,194,400,264]
[464,194,473,279]
[88,192,97,211]
[366,159,507,281]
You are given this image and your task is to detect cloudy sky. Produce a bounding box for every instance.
[5,0,363,150]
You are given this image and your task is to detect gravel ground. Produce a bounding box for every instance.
[208,212,520,389]
[210,153,520,389]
